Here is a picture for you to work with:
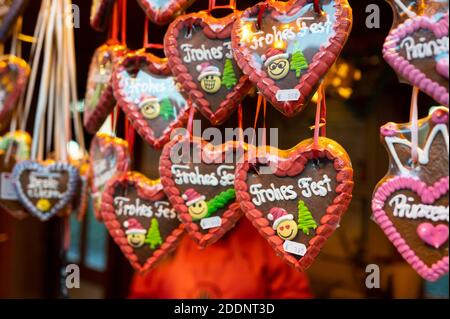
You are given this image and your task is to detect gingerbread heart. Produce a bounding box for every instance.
[101,171,184,272]
[0,0,29,42]
[165,11,252,125]
[235,137,353,271]
[90,133,130,220]
[372,107,449,281]
[113,50,191,149]
[12,160,80,221]
[136,0,194,25]
[383,13,449,106]
[84,42,126,134]
[0,130,31,219]
[160,135,246,248]
[0,56,30,124]
[90,0,115,32]
[231,0,352,117]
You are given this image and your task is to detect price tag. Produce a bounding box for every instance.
[276,89,301,102]
[0,173,19,200]
[200,216,222,230]
[283,240,307,256]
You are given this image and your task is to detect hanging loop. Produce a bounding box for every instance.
[208,0,237,12]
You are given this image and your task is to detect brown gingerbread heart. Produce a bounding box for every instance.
[235,137,353,271]
[136,0,194,25]
[372,107,449,281]
[160,135,246,248]
[231,0,352,117]
[84,42,126,134]
[89,133,130,221]
[113,50,191,149]
[101,171,184,273]
[164,10,252,125]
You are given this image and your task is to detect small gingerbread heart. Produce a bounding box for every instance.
[101,171,184,273]
[112,50,191,149]
[231,0,352,117]
[165,10,252,125]
[84,42,126,134]
[136,0,194,25]
[372,107,449,281]
[12,160,80,221]
[89,133,130,220]
[160,135,246,248]
[235,137,353,271]
[383,13,449,106]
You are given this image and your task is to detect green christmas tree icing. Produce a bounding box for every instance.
[145,218,163,249]
[159,98,175,121]
[297,200,317,235]
[221,58,237,90]
[290,45,309,78]
[205,189,236,217]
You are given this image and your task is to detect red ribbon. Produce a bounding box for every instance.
[313,0,323,15]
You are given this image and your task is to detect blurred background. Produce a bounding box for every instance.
[0,0,448,298]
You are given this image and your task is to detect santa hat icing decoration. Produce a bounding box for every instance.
[182,188,206,206]
[123,218,146,235]
[261,48,289,67]
[196,62,221,81]
[139,95,159,107]
[267,207,294,229]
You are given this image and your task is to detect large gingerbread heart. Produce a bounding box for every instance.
[235,137,353,271]
[12,160,80,221]
[372,107,449,281]
[90,0,115,32]
[165,11,252,125]
[101,171,184,273]
[136,0,194,25]
[0,0,29,42]
[89,133,130,220]
[383,13,449,106]
[231,0,352,117]
[0,56,30,124]
[113,50,191,149]
[84,42,126,134]
[160,136,245,248]
[0,130,31,219]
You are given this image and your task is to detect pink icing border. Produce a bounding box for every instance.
[383,14,449,107]
[372,175,449,281]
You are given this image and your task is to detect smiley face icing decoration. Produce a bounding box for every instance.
[0,55,30,125]
[235,137,353,271]
[372,107,449,282]
[11,161,80,221]
[164,11,252,125]
[383,12,449,106]
[136,0,194,25]
[113,51,190,149]
[89,133,130,220]
[84,43,126,134]
[160,136,245,248]
[231,0,352,117]
[90,0,115,32]
[101,172,184,273]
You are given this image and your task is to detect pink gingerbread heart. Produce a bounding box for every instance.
[417,223,449,249]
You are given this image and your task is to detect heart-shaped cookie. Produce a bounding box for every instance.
[113,50,191,149]
[136,0,194,25]
[0,0,29,42]
[12,160,80,221]
[383,13,449,106]
[90,0,115,32]
[0,130,31,219]
[235,137,353,271]
[231,0,352,117]
[84,42,126,134]
[372,107,449,281]
[101,171,184,272]
[0,56,30,124]
[90,133,130,220]
[165,11,252,125]
[160,135,245,248]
